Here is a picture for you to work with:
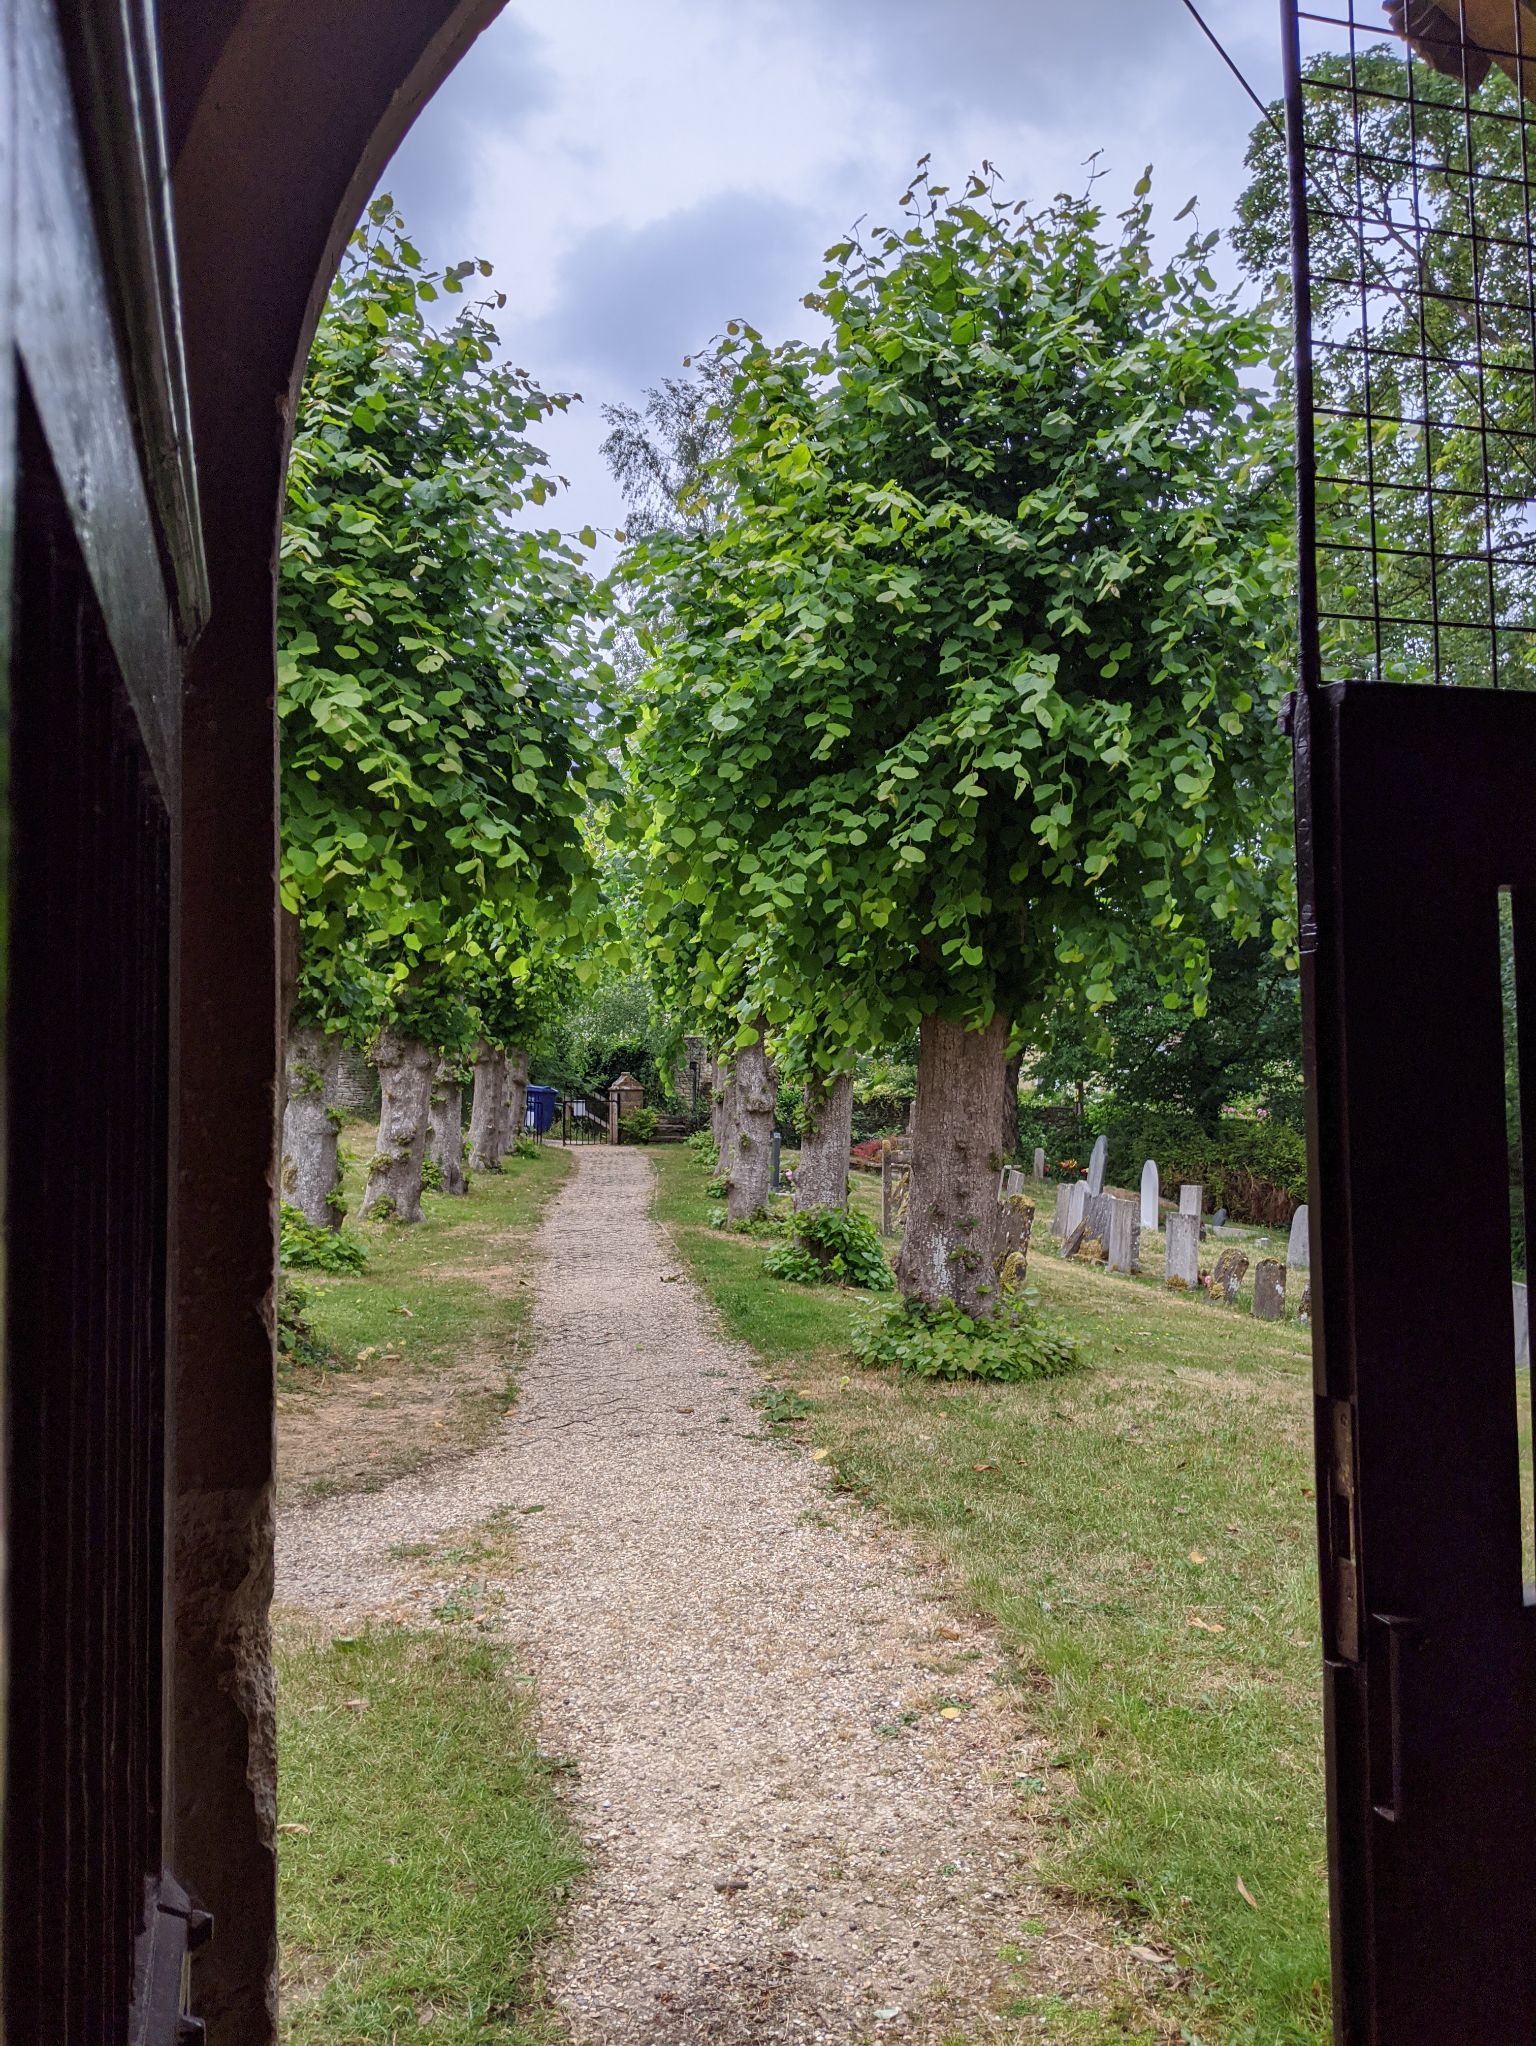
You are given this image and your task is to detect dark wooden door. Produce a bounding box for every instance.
[2,1,207,2038]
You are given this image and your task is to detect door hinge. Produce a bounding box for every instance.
[1325,1398,1362,1663]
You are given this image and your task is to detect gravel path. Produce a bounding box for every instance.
[278,1147,1135,2044]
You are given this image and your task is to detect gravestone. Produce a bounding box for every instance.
[1087,1134,1108,1196]
[1106,1194,1139,1274]
[1252,1259,1286,1320]
[1298,1283,1312,1324]
[1063,1182,1087,1237]
[1211,1206,1228,1228]
[1033,1146,1046,1180]
[880,1141,911,1238]
[1164,1212,1200,1289]
[1179,1183,1203,1218]
[1212,1246,1249,1305]
[1517,1281,1531,1371]
[1287,1204,1311,1270]
[1140,1158,1160,1232]
[1081,1192,1114,1261]
[1051,1182,1073,1238]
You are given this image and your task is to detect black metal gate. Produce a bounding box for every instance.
[1285,3,1536,2032]
[558,1093,611,1144]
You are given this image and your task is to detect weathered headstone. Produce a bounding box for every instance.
[1212,1246,1250,1305]
[1252,1259,1286,1320]
[880,1141,911,1238]
[1287,1204,1311,1270]
[1179,1183,1203,1218]
[1211,1206,1228,1229]
[1106,1194,1139,1274]
[1080,1191,1115,1261]
[1140,1158,1160,1232]
[1033,1146,1046,1180]
[1517,1281,1531,1371]
[1087,1134,1108,1196]
[1164,1212,1200,1289]
[996,1195,1035,1292]
[1298,1283,1312,1324]
[1064,1182,1087,1236]
[1051,1182,1073,1238]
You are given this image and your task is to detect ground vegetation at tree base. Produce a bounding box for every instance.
[650,1145,1329,2045]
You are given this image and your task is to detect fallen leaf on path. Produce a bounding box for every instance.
[1237,1876,1259,1911]
[341,1698,370,1713]
[810,1448,830,1461]
[660,1274,679,1283]
[972,1463,996,1472]
[1188,1616,1226,1635]
[713,1878,748,1896]
[277,1823,310,1836]
[1188,1550,1207,1565]
[522,1504,545,1514]
[1127,1943,1166,1965]
[675,1407,694,1415]
[939,1706,965,1720]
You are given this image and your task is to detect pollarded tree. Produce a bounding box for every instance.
[631,167,1295,1313]
[278,198,614,1203]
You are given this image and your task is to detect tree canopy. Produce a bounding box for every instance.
[278,197,616,1018]
[627,167,1298,1068]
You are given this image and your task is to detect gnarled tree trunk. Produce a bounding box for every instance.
[467,1042,506,1171]
[726,1024,776,1223]
[426,1061,467,1197]
[280,1026,344,1228]
[713,1060,739,1176]
[1001,1049,1023,1164]
[500,1045,530,1156]
[896,1011,1012,1315]
[361,1031,435,1222]
[794,1072,853,1213]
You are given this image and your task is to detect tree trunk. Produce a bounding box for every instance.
[426,1061,467,1197]
[714,1062,739,1177]
[277,905,303,1129]
[361,1031,435,1222]
[467,1042,506,1171]
[726,1025,776,1223]
[501,1045,530,1156]
[1001,1049,1023,1164]
[280,1025,344,1229]
[896,1011,1012,1316]
[794,1072,853,1212]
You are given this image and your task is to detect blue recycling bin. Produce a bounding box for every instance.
[525,1084,558,1135]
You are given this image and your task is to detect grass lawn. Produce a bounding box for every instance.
[277,1618,583,2045]
[651,1144,1328,2046]
[278,1135,572,1495]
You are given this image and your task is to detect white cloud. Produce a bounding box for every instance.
[378,0,1312,542]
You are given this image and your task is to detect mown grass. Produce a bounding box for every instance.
[290,1132,572,1381]
[649,1144,1329,2046]
[276,1619,583,2045]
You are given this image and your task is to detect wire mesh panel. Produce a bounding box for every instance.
[1290,0,1536,688]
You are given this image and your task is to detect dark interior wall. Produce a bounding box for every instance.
[163,4,505,2037]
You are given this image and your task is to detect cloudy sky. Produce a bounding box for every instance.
[381,0,1306,549]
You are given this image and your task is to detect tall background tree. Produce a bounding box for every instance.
[629,167,1297,1312]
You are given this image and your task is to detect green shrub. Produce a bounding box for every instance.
[280,1203,369,1273]
[851,1292,1084,1383]
[705,1173,729,1198]
[1091,1106,1307,1224]
[621,1105,660,1143]
[765,1204,894,1291]
[276,1275,341,1372]
[510,1133,538,1160]
[686,1129,716,1159]
[421,1156,445,1193]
